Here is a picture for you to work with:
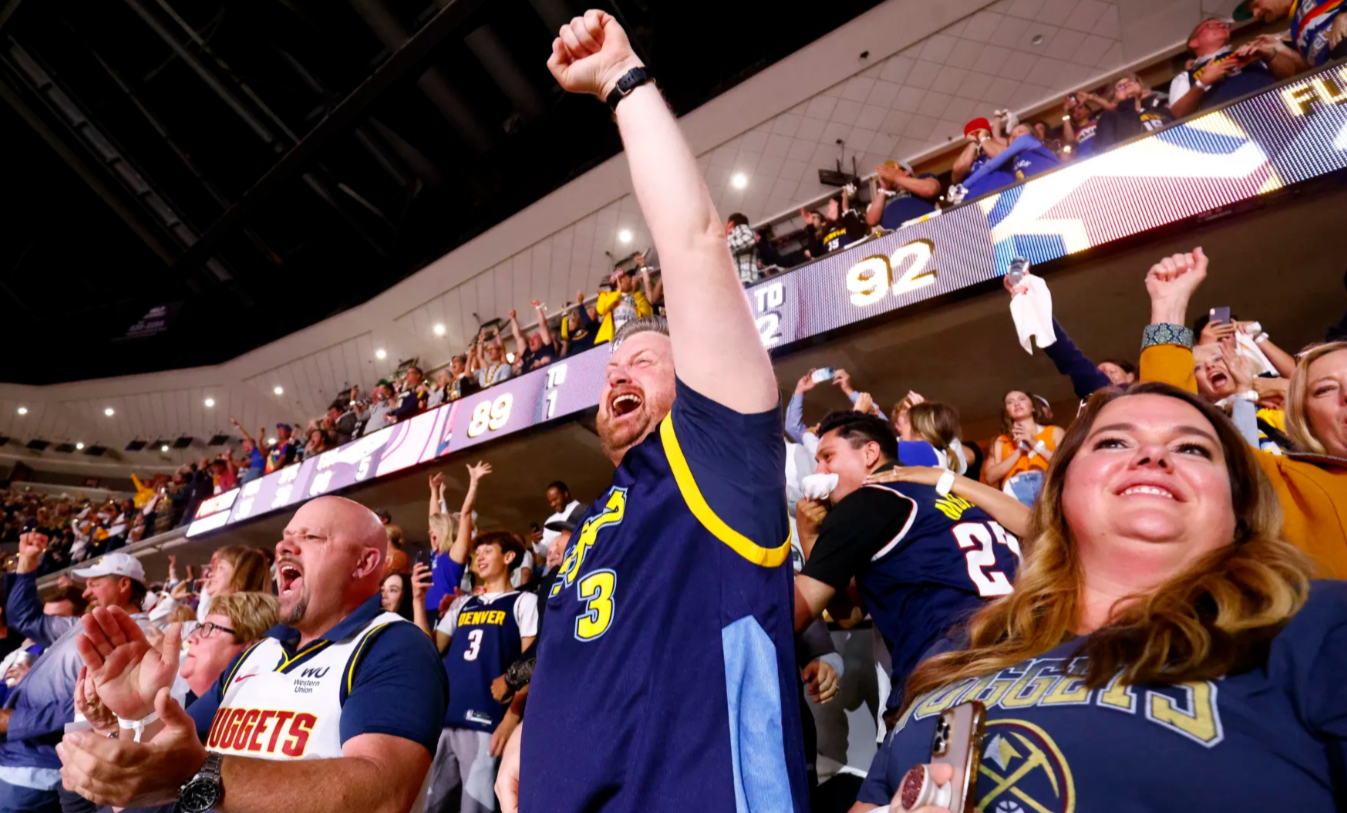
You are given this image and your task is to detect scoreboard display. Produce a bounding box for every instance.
[188,61,1347,539]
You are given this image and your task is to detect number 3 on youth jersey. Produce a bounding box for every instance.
[952,521,1021,597]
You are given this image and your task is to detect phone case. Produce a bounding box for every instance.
[929,701,987,813]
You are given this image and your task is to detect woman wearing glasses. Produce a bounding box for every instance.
[75,592,278,732]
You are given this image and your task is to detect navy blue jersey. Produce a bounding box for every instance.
[802,482,1021,699]
[521,379,807,813]
[438,591,535,732]
[860,580,1347,811]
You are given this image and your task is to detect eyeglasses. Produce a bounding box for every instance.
[190,621,237,640]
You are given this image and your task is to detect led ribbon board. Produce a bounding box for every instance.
[197,61,1347,537]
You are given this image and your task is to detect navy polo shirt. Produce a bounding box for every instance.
[188,593,448,754]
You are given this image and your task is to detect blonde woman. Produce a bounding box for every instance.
[851,383,1344,812]
[907,401,981,480]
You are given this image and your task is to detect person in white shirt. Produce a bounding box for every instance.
[537,482,581,564]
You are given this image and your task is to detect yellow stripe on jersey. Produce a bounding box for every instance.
[346,622,395,695]
[277,640,332,672]
[659,414,790,568]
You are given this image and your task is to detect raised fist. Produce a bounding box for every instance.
[1145,247,1208,307]
[547,10,643,99]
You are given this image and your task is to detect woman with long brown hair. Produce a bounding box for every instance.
[851,383,1345,812]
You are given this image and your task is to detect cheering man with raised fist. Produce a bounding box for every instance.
[495,10,807,813]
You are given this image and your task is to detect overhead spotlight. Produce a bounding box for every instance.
[273,386,284,395]
[104,407,115,416]
[506,352,516,364]
[731,172,748,189]
[1063,144,1073,153]
[1031,33,1044,45]
[16,407,26,415]
[75,442,85,450]
[204,398,216,407]
[266,437,276,445]
[433,324,446,336]
[160,444,169,453]
[618,229,633,244]
[376,349,387,360]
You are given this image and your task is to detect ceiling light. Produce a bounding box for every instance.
[433,323,446,336]
[273,386,284,395]
[160,444,169,453]
[16,407,26,415]
[376,349,387,360]
[506,352,516,364]
[104,407,115,417]
[1063,144,1073,153]
[617,229,633,244]
[1030,33,1044,45]
[731,172,748,189]
[204,397,215,407]
[266,437,276,445]
[75,442,84,450]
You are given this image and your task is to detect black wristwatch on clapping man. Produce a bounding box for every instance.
[605,67,654,111]
[179,751,223,813]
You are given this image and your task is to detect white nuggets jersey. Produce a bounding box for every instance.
[203,611,405,761]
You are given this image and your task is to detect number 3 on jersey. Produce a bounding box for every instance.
[575,570,616,640]
[952,521,1021,597]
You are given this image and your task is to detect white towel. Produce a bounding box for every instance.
[1010,275,1056,354]
[800,473,839,501]
[1235,325,1276,376]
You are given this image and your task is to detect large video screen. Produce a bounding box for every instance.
[189,61,1347,539]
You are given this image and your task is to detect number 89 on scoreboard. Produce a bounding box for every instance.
[461,362,570,441]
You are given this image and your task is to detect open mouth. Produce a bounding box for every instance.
[278,561,303,596]
[1209,371,1229,390]
[609,391,643,418]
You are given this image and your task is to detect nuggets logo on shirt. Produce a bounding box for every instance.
[978,720,1075,813]
[205,707,318,757]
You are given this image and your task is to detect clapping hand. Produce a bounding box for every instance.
[74,607,181,722]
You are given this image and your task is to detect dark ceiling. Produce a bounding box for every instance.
[0,0,886,385]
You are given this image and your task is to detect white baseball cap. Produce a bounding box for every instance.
[73,552,146,583]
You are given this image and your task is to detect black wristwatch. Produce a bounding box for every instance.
[605,66,654,111]
[179,751,224,813]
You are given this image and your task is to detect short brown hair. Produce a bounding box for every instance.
[45,585,87,615]
[208,592,279,644]
[472,531,524,572]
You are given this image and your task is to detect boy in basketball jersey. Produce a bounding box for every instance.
[497,10,807,813]
[792,412,1025,725]
[427,533,537,813]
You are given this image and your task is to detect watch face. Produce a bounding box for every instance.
[181,779,222,813]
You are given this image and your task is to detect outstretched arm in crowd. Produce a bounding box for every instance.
[865,467,1032,538]
[532,301,553,347]
[547,10,777,411]
[450,461,491,566]
[8,532,79,646]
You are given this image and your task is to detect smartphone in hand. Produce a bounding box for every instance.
[811,367,835,383]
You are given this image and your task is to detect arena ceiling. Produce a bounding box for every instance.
[0,0,887,385]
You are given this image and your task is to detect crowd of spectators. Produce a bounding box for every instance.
[3,8,1347,813]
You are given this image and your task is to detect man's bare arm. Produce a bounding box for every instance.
[547,12,777,413]
[217,735,431,813]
